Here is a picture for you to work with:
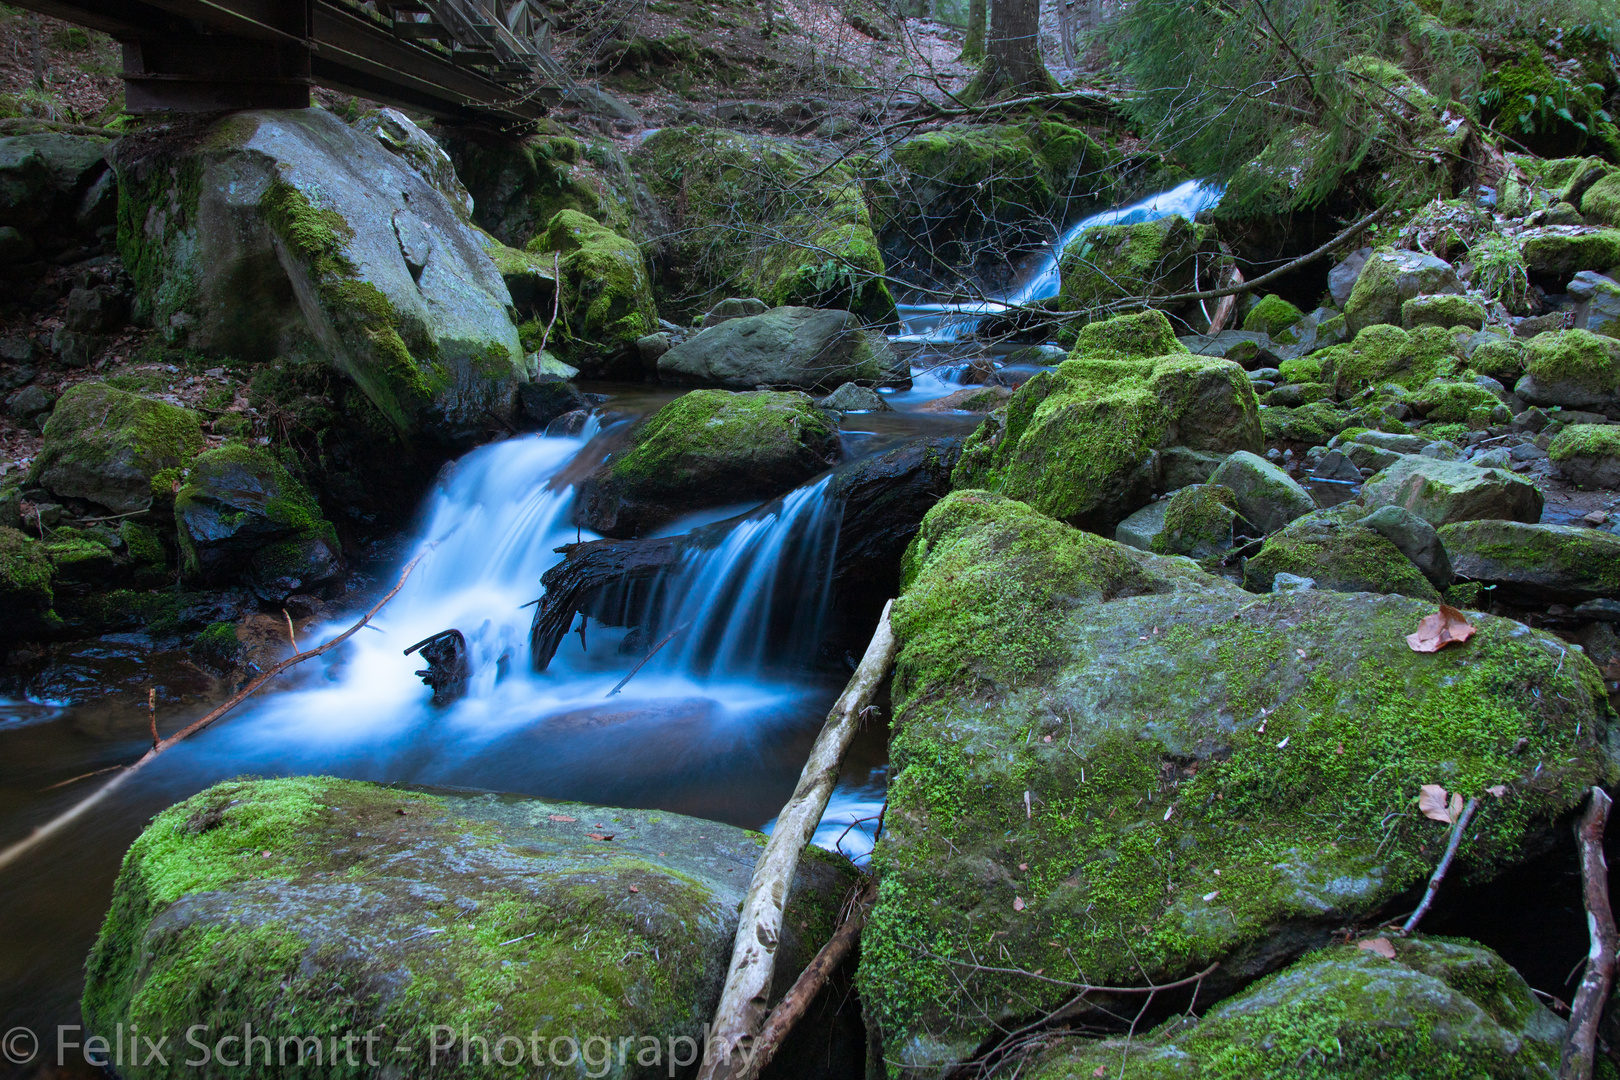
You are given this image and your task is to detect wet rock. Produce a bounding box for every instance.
[110,109,527,444]
[28,381,203,515]
[1361,504,1452,590]
[0,526,55,641]
[574,389,841,538]
[1025,939,1562,1079]
[860,489,1613,1073]
[1361,456,1542,526]
[1549,423,1620,488]
[83,777,862,1080]
[658,307,898,392]
[1440,520,1620,605]
[1206,450,1314,535]
[635,331,672,365]
[702,297,770,327]
[1327,245,1371,305]
[1243,504,1439,600]
[1344,248,1461,334]
[174,444,342,601]
[952,311,1262,533]
[1058,214,1202,310]
[817,381,891,412]
[1514,329,1620,416]
[914,385,1012,413]
[517,377,588,431]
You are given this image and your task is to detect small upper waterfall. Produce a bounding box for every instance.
[894,179,1226,343]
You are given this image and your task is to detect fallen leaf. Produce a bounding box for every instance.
[586,833,615,841]
[1405,605,1476,653]
[1043,734,1053,743]
[1093,1067,1107,1078]
[1013,896,1026,912]
[1448,792,1463,823]
[1418,784,1452,823]
[1358,937,1396,959]
[629,885,639,893]
[1202,891,1219,902]
[1486,785,1508,799]
[549,814,577,823]
[1018,863,1028,871]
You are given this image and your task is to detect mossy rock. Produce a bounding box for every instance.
[1149,483,1243,558]
[657,306,899,392]
[1344,248,1461,335]
[1470,338,1527,384]
[574,389,841,538]
[28,381,203,514]
[1520,229,1620,278]
[1206,450,1315,535]
[1023,938,1563,1079]
[174,444,341,601]
[1318,324,1464,398]
[952,312,1261,532]
[1243,505,1440,601]
[1410,378,1511,428]
[1440,519,1620,605]
[1259,402,1350,445]
[1401,293,1486,330]
[1362,456,1543,527]
[1549,423,1620,487]
[1058,215,1204,314]
[529,209,659,374]
[1242,294,1305,337]
[45,527,120,583]
[436,126,634,246]
[860,489,1615,1075]
[84,777,861,1080]
[1583,171,1620,227]
[1514,329,1620,412]
[0,525,56,640]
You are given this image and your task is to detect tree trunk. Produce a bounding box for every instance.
[1056,0,1075,67]
[987,0,1049,91]
[30,14,46,91]
[960,0,986,63]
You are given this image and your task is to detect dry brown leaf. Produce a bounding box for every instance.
[1013,896,1026,912]
[1357,937,1396,959]
[1486,785,1508,799]
[549,814,577,822]
[1092,1067,1107,1078]
[1405,605,1477,653]
[1418,784,1452,823]
[1448,792,1463,822]
[586,833,615,841]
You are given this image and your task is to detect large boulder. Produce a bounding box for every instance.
[1058,214,1203,312]
[110,109,529,444]
[84,777,860,1080]
[174,444,342,602]
[1316,324,1464,397]
[351,107,473,218]
[527,209,659,376]
[1520,228,1620,278]
[573,389,841,537]
[29,382,203,514]
[1361,456,1543,526]
[438,126,635,247]
[1513,330,1620,416]
[1242,504,1440,600]
[859,490,1615,1074]
[1024,939,1563,1079]
[1549,423,1620,488]
[1344,248,1461,334]
[1206,450,1314,534]
[1149,483,1246,558]
[657,307,898,391]
[1440,520,1620,605]
[951,311,1262,533]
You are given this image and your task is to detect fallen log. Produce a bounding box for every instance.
[1561,787,1616,1080]
[697,600,898,1080]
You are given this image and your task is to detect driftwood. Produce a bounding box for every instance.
[735,879,878,1080]
[0,552,429,875]
[1400,795,1478,936]
[697,601,899,1080]
[1561,788,1617,1080]
[404,628,471,705]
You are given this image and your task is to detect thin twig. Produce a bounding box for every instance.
[282,609,298,651]
[536,251,563,356]
[0,550,433,876]
[1400,796,1478,935]
[146,688,158,750]
[1560,788,1616,1080]
[605,622,691,697]
[40,764,126,792]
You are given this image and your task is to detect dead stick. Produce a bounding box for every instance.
[1560,788,1616,1080]
[1401,796,1478,936]
[147,688,158,750]
[0,551,430,876]
[698,600,899,1080]
[282,609,297,651]
[536,252,563,357]
[606,622,691,697]
[736,880,878,1080]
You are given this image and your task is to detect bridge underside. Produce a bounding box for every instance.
[10,0,556,123]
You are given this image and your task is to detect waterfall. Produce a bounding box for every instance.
[894,179,1226,343]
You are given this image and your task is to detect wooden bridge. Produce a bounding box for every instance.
[9,0,571,123]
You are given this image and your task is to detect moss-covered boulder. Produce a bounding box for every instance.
[1440,520,1620,605]
[574,390,841,537]
[1401,293,1486,330]
[1023,938,1563,1079]
[527,209,658,375]
[1514,329,1620,414]
[1584,171,1620,227]
[859,490,1615,1074]
[436,126,633,246]
[1259,401,1351,445]
[1362,456,1542,527]
[1520,229,1620,278]
[351,107,473,220]
[1242,294,1305,337]
[1243,505,1440,600]
[110,109,528,444]
[1148,483,1245,558]
[951,312,1261,532]
[1550,423,1620,487]
[84,777,860,1080]
[28,381,203,514]
[1344,248,1461,334]
[1058,214,1203,313]
[1318,324,1464,397]
[174,444,341,601]
[0,526,56,640]
[1470,337,1528,384]
[1410,378,1511,428]
[632,126,895,323]
[1206,450,1314,535]
[658,306,898,391]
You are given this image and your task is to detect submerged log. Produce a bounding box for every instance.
[529,436,960,671]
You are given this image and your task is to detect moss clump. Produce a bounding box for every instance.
[1151,484,1242,558]
[1521,230,1620,277]
[27,382,204,515]
[1243,506,1440,600]
[529,209,658,361]
[1549,423,1620,462]
[1070,307,1187,359]
[1059,215,1205,314]
[1521,329,1620,396]
[1411,378,1509,427]
[173,443,339,587]
[442,129,634,246]
[0,526,55,635]
[1401,294,1486,330]
[1583,171,1620,227]
[1469,338,1527,383]
[1320,324,1463,397]
[1277,354,1324,384]
[1243,294,1306,337]
[1259,401,1349,445]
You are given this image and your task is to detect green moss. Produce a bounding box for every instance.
[28,382,204,514]
[1151,484,1241,557]
[1411,379,1508,427]
[259,178,355,281]
[1322,324,1463,397]
[1584,171,1620,226]
[609,389,836,486]
[0,525,54,625]
[1277,355,1324,384]
[1521,230,1620,276]
[1522,329,1620,393]
[1469,338,1527,383]
[1549,423,1620,462]
[1243,294,1306,337]
[1243,507,1440,600]
[1401,294,1487,330]
[1070,308,1189,360]
[1059,215,1203,314]
[528,209,659,357]
[1259,401,1349,445]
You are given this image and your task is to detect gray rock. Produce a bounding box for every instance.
[0,333,38,364]
[0,133,107,230]
[1343,441,1402,473]
[1113,498,1170,551]
[1469,447,1514,469]
[351,107,473,218]
[1249,367,1281,382]
[1441,520,1620,604]
[1351,430,1428,454]
[64,285,127,334]
[1243,504,1440,600]
[635,332,672,364]
[1309,449,1361,482]
[1345,248,1461,334]
[817,381,891,412]
[1177,330,1277,369]
[658,307,896,392]
[1514,313,1570,338]
[50,328,102,368]
[1362,504,1452,589]
[1567,270,1617,301]
[1575,274,1620,338]
[1419,439,1465,461]
[517,379,587,431]
[1327,246,1371,306]
[1271,572,1315,591]
[701,296,769,327]
[5,383,52,419]
[1207,450,1315,535]
[1362,456,1543,526]
[1509,442,1548,461]
[1575,598,1620,621]
[1159,446,1225,489]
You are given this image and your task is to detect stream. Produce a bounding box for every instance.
[0,183,1220,1066]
